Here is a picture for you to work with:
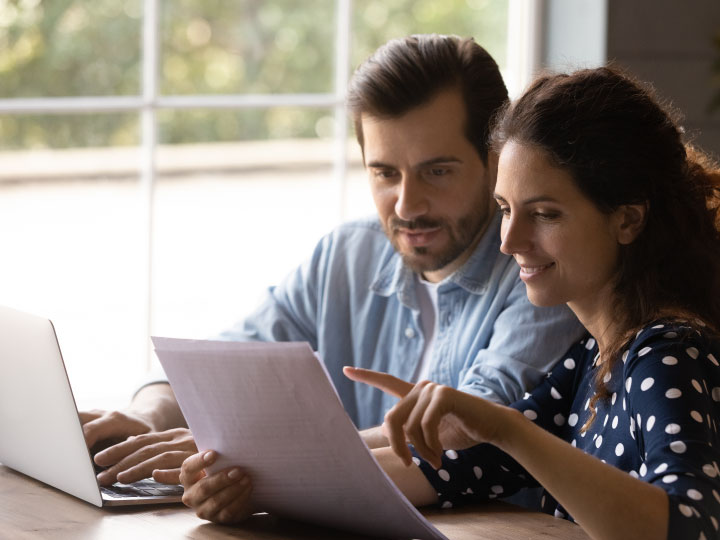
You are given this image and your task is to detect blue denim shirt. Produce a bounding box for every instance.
[218,213,585,429]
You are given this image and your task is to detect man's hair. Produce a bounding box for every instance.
[347,34,508,164]
[491,66,720,427]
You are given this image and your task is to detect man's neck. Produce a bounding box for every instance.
[422,211,495,284]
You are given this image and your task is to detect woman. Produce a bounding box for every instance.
[180,67,720,539]
[345,67,720,539]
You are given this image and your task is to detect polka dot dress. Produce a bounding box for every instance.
[412,321,720,539]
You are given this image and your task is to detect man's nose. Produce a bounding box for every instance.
[394,175,429,222]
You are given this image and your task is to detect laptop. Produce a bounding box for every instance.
[0,304,183,506]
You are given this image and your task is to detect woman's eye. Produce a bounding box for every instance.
[533,211,560,220]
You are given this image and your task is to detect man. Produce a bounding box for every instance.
[82,34,584,487]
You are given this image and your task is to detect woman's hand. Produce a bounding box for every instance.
[180,450,254,525]
[344,367,511,468]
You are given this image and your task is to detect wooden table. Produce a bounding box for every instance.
[0,465,589,539]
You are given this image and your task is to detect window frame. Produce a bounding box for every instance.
[0,0,534,369]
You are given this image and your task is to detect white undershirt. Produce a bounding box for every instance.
[411,275,440,382]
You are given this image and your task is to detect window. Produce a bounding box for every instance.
[0,0,518,409]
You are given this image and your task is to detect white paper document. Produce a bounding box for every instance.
[153,337,448,540]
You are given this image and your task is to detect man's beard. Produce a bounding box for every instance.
[385,211,487,275]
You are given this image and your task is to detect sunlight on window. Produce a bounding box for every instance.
[0,0,510,408]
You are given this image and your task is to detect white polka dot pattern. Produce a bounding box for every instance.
[412,322,720,539]
[670,441,687,454]
[679,504,693,517]
[640,377,654,391]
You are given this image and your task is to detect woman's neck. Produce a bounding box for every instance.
[567,286,622,358]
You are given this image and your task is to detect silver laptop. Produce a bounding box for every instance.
[0,304,183,506]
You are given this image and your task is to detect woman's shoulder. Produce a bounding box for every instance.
[621,319,720,378]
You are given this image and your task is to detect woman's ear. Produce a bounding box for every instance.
[614,203,648,245]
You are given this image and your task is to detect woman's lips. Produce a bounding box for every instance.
[518,262,555,280]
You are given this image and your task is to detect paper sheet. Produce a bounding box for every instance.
[153,337,448,540]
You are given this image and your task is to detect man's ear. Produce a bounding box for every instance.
[614,202,648,245]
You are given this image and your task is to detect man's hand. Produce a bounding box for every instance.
[180,450,254,525]
[91,427,197,486]
[79,409,154,451]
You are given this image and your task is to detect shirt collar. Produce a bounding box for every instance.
[371,211,504,307]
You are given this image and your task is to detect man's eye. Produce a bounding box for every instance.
[374,169,396,179]
[429,167,448,176]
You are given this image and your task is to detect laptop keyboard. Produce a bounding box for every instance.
[101,478,184,499]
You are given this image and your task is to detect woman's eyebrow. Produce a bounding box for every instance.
[493,193,559,205]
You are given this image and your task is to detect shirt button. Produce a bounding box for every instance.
[404,327,416,339]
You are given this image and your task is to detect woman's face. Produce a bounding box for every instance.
[494,141,623,315]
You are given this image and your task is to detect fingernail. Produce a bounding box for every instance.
[203,451,215,462]
[227,468,241,480]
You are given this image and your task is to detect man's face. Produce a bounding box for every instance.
[361,89,496,283]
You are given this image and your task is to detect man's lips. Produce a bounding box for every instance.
[396,227,443,247]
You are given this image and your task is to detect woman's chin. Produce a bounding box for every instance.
[525,289,564,308]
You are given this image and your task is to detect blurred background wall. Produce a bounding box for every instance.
[542,0,720,156]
